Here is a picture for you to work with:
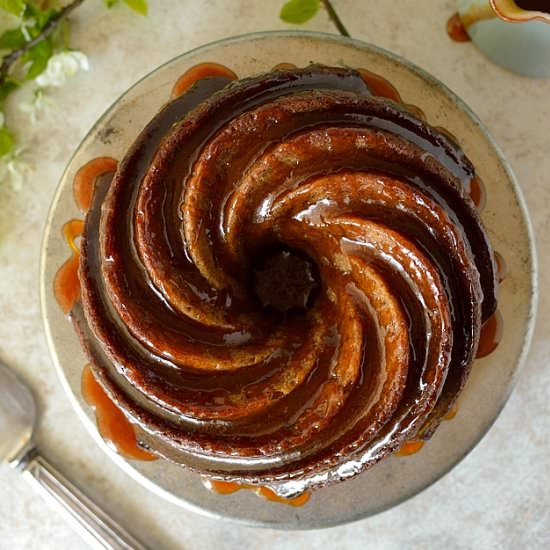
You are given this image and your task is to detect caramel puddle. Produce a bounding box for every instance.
[54,219,84,314]
[477,310,504,359]
[82,365,156,461]
[203,478,310,507]
[54,157,118,315]
[172,62,237,99]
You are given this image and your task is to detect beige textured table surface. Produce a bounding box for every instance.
[0,1,548,548]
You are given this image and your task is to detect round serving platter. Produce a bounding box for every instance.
[40,31,537,529]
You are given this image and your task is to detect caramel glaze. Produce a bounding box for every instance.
[73,63,500,496]
[55,158,157,461]
[74,157,118,213]
[55,159,119,314]
[54,219,85,314]
[395,440,425,456]
[494,251,508,283]
[203,479,310,507]
[272,62,297,70]
[444,406,458,421]
[477,309,504,358]
[396,404,458,456]
[358,68,426,120]
[447,13,472,42]
[171,62,237,99]
[357,67,401,102]
[468,177,487,211]
[82,365,156,460]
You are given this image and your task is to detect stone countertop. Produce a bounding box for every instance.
[0,0,548,548]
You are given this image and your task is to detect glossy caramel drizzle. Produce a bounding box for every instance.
[357,69,486,219]
[398,247,502,457]
[203,479,310,507]
[56,155,155,462]
[468,177,487,211]
[494,251,508,283]
[54,158,119,314]
[351,80,484,218]
[398,252,503,456]
[476,310,504,358]
[345,66,495,462]
[359,67,427,121]
[272,62,297,70]
[54,219,84,314]
[73,156,157,461]
[396,404,458,456]
[403,103,426,120]
[82,365,156,460]
[73,157,118,213]
[447,13,472,42]
[357,67,402,102]
[395,440,425,456]
[444,406,458,421]
[70,63,502,494]
[171,62,237,99]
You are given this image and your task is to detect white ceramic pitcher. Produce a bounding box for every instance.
[457,0,550,77]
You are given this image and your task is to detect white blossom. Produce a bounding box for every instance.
[19,88,53,124]
[36,51,90,88]
[0,148,31,190]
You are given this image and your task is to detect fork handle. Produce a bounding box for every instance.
[21,450,148,550]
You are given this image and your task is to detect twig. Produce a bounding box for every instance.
[0,0,86,87]
[320,0,350,37]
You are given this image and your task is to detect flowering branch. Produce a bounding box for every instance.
[0,0,147,185]
[320,0,349,37]
[0,0,85,87]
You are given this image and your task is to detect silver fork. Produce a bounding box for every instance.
[0,359,148,549]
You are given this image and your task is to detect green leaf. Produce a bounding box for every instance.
[0,28,26,50]
[0,78,19,103]
[23,2,40,19]
[0,126,14,157]
[280,0,320,24]
[23,3,57,29]
[0,0,24,17]
[35,8,59,31]
[103,0,118,7]
[123,0,147,15]
[22,3,34,16]
[24,37,53,80]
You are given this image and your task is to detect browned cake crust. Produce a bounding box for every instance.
[77,65,497,495]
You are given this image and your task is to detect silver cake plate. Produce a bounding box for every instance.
[40,31,537,529]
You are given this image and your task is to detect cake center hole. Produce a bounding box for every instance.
[253,249,319,314]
